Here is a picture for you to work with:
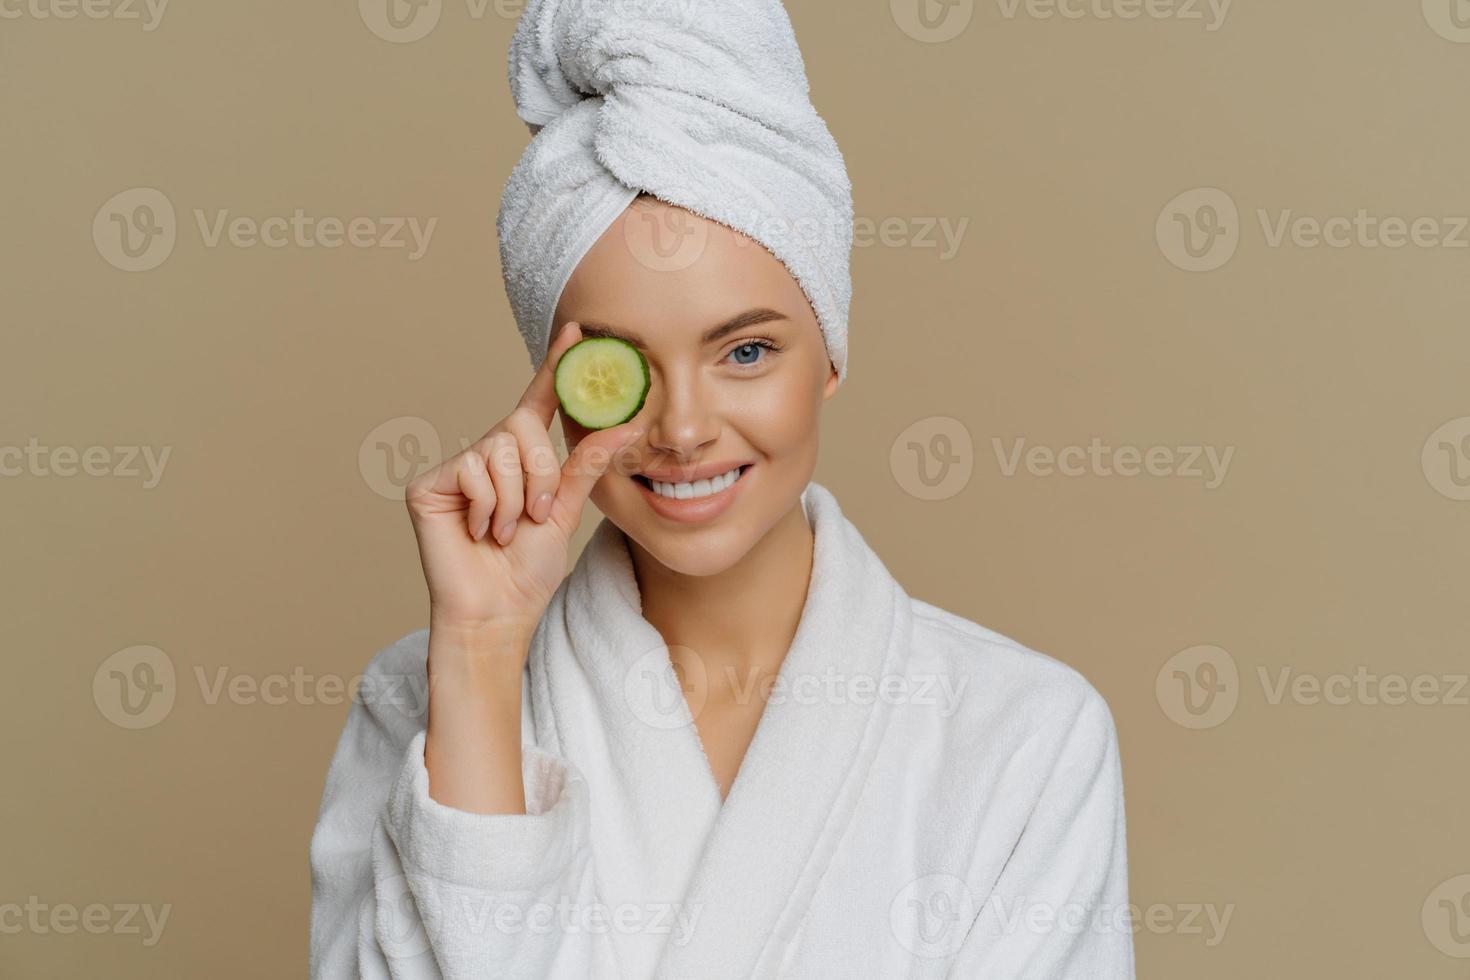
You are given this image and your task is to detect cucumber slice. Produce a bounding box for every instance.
[554,336,650,429]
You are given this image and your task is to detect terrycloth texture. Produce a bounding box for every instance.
[309,482,1135,978]
[495,0,855,385]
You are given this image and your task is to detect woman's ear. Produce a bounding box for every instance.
[823,362,840,400]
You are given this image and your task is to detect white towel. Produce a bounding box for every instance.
[309,482,1135,978]
[495,0,855,385]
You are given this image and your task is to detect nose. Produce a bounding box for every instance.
[644,365,720,460]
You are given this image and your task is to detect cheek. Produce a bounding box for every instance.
[725,373,823,455]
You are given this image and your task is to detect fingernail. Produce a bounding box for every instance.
[473,515,489,541]
[495,520,516,546]
[531,491,554,522]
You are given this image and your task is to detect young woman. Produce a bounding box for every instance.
[310,2,1132,978]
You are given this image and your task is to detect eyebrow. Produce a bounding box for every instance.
[576,307,789,350]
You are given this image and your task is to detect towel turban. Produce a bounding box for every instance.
[495,0,854,387]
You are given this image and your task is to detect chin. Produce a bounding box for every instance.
[592,466,789,577]
[603,501,760,577]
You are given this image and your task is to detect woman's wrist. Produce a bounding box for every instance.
[427,614,538,661]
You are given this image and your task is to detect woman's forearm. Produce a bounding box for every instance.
[424,621,537,815]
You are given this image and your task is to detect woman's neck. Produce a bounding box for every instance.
[629,500,816,694]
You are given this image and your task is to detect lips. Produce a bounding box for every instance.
[634,461,755,484]
[632,463,753,524]
[633,464,747,496]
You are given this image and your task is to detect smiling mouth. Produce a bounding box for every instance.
[632,464,752,500]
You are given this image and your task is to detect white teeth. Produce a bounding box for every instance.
[648,466,743,500]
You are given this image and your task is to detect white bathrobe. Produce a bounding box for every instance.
[309,482,1134,979]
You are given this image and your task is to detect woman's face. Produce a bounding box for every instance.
[554,195,839,577]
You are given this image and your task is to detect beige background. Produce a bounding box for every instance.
[4,0,1469,976]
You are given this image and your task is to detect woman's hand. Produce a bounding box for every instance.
[405,321,646,640]
[413,322,645,814]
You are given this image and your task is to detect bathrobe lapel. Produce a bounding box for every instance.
[527,481,912,980]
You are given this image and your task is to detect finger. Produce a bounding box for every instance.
[405,450,475,511]
[483,431,525,546]
[548,418,647,535]
[517,320,585,431]
[456,451,498,541]
[502,407,561,524]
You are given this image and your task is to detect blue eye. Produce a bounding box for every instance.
[726,337,783,369]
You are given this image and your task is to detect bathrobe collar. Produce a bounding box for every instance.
[527,480,913,979]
